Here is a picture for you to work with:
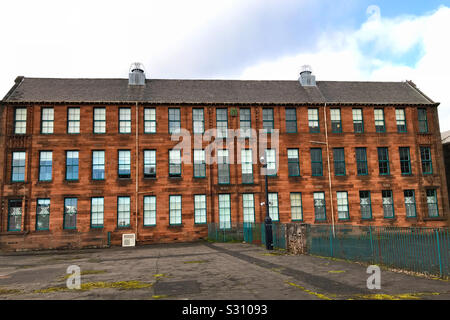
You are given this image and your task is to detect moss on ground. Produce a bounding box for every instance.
[34,280,153,294]
[183,260,208,264]
[0,288,22,295]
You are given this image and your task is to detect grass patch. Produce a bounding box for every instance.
[0,288,22,295]
[153,273,168,278]
[328,270,346,274]
[34,281,153,294]
[352,292,444,300]
[152,295,168,299]
[286,281,332,300]
[183,260,208,264]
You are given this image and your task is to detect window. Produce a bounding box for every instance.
[39,151,52,181]
[265,149,277,176]
[382,190,394,218]
[194,194,207,224]
[36,198,50,231]
[268,193,279,221]
[308,108,319,133]
[144,108,156,133]
[143,196,156,226]
[64,198,77,230]
[168,108,181,134]
[330,108,342,133]
[193,108,204,134]
[262,108,274,132]
[117,197,130,228]
[333,148,346,176]
[193,149,206,178]
[404,190,416,218]
[337,191,349,220]
[395,109,407,133]
[377,147,390,175]
[92,151,105,180]
[420,147,432,174]
[169,149,181,177]
[144,150,156,178]
[216,108,228,138]
[285,108,297,133]
[360,191,372,220]
[93,108,106,133]
[66,151,79,180]
[218,149,230,184]
[241,149,253,184]
[352,109,364,133]
[41,107,54,134]
[118,150,131,178]
[91,197,104,228]
[310,148,323,176]
[287,149,300,176]
[8,200,22,231]
[314,192,326,221]
[242,193,255,223]
[218,194,231,229]
[374,109,385,133]
[240,108,251,138]
[67,108,80,134]
[356,148,368,175]
[290,193,303,221]
[14,108,27,134]
[119,108,131,133]
[169,195,182,225]
[426,189,439,217]
[11,151,26,182]
[399,147,411,175]
[418,108,428,133]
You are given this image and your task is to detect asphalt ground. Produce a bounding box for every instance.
[0,241,448,300]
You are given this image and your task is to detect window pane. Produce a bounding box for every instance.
[66,151,79,180]
[94,108,106,133]
[218,194,231,229]
[337,191,349,219]
[193,109,204,134]
[241,149,253,183]
[64,198,77,229]
[169,195,182,225]
[117,197,131,227]
[194,194,207,224]
[144,150,156,177]
[360,191,372,219]
[41,108,54,134]
[314,192,326,220]
[404,190,416,218]
[426,189,438,217]
[144,108,156,133]
[290,193,302,221]
[118,150,131,178]
[268,193,279,221]
[68,108,80,134]
[144,196,156,226]
[92,151,105,180]
[308,108,319,132]
[14,108,27,134]
[242,193,255,223]
[36,198,50,230]
[39,151,52,181]
[169,149,181,176]
[91,197,104,227]
[12,152,26,182]
[8,200,22,231]
[288,149,300,176]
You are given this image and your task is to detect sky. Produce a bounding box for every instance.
[1,0,449,131]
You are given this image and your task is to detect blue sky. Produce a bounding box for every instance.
[0,0,449,130]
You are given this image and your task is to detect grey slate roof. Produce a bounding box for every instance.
[2,77,436,105]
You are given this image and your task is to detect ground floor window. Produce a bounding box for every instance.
[219,194,231,229]
[8,199,22,231]
[64,198,77,229]
[242,193,255,223]
[194,195,207,224]
[314,192,326,221]
[404,190,416,218]
[290,193,302,221]
[91,197,104,228]
[169,195,182,225]
[382,190,394,218]
[359,191,372,219]
[143,196,156,226]
[268,193,279,221]
[337,191,349,220]
[426,189,439,217]
[36,198,50,230]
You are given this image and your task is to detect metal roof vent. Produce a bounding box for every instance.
[299,65,316,86]
[129,62,146,86]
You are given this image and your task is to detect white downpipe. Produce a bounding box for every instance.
[323,103,336,238]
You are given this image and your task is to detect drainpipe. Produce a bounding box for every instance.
[323,103,336,238]
[135,102,139,242]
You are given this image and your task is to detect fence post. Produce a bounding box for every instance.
[435,229,443,278]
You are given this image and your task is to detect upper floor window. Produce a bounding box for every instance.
[144,150,156,178]
[119,108,131,133]
[399,147,411,175]
[218,194,231,229]
[144,108,156,133]
[66,151,79,180]
[216,108,228,138]
[418,108,428,133]
[355,147,368,175]
[39,151,52,181]
[333,148,345,176]
[92,150,105,180]
[41,107,54,134]
[93,108,106,134]
[242,193,255,223]
[169,195,182,225]
[194,194,207,224]
[374,109,385,133]
[143,196,156,226]
[11,152,26,182]
[241,149,253,184]
[426,189,439,217]
[240,108,251,138]
[352,109,363,133]
[14,108,27,134]
[287,149,300,176]
[192,108,204,134]
[377,147,390,175]
[118,150,131,179]
[308,108,319,133]
[420,146,433,174]
[310,148,323,176]
[262,108,274,132]
[290,192,303,221]
[117,196,131,228]
[265,149,277,176]
[168,108,181,134]
[218,149,230,184]
[285,108,297,133]
[395,109,407,133]
[169,149,181,177]
[330,108,342,133]
[193,149,206,178]
[91,197,104,228]
[67,107,80,134]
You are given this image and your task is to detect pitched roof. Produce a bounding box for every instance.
[2,77,436,106]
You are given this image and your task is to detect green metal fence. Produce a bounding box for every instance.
[207,222,286,249]
[307,224,450,278]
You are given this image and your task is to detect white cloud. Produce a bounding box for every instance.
[240,5,450,131]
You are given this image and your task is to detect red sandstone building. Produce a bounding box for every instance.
[0,65,448,250]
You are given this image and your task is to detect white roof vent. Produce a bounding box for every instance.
[299,65,316,86]
[129,62,146,86]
